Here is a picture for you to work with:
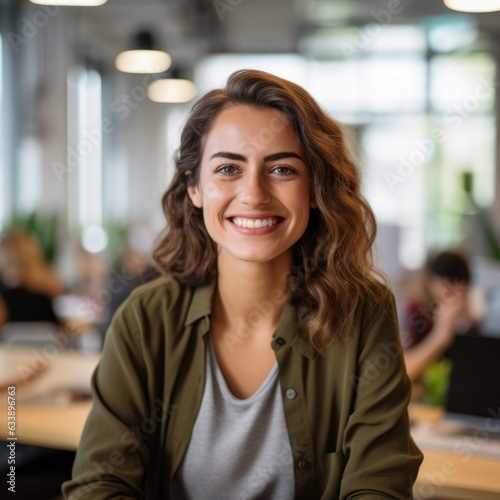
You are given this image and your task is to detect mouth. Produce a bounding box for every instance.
[228,216,284,229]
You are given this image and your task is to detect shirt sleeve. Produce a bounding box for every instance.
[340,290,424,499]
[62,300,150,499]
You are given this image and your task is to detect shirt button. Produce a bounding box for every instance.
[275,337,286,346]
[297,459,308,470]
[285,388,297,400]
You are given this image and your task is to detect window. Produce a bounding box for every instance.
[67,65,106,252]
[192,40,496,270]
[0,33,4,231]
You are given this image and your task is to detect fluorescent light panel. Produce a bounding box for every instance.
[30,0,108,5]
[444,0,500,12]
[148,79,197,103]
[115,50,171,74]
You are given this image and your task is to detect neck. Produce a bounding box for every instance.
[213,251,292,337]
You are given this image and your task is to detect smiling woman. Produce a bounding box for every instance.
[187,106,312,268]
[63,70,423,500]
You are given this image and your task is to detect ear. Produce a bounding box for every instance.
[187,184,203,208]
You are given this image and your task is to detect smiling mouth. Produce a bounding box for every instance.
[229,216,283,228]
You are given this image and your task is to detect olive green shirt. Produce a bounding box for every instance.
[62,276,422,499]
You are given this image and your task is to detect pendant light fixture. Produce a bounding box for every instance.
[147,69,197,104]
[115,31,171,75]
[444,0,500,12]
[30,0,108,5]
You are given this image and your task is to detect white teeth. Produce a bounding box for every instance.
[231,217,280,228]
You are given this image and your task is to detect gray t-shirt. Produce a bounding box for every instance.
[170,337,295,500]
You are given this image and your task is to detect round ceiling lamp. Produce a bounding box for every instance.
[148,70,197,104]
[115,31,171,74]
[444,0,500,12]
[30,0,108,5]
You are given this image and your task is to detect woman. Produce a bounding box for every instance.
[402,251,484,382]
[63,70,422,499]
[0,230,63,329]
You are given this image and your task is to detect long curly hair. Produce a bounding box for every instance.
[154,69,387,354]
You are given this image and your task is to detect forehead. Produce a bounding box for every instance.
[202,105,302,157]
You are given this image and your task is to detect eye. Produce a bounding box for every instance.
[215,164,238,175]
[271,165,296,175]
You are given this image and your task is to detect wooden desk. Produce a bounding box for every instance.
[0,346,99,451]
[2,348,498,498]
[411,403,500,500]
[0,347,48,391]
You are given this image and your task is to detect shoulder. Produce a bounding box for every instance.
[321,281,396,359]
[350,281,399,352]
[113,274,196,326]
[128,274,189,304]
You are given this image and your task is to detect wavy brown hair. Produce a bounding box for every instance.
[154,69,387,354]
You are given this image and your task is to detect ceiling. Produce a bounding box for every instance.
[11,0,500,67]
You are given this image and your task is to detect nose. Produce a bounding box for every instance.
[238,168,272,206]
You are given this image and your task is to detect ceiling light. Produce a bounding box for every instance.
[148,70,197,103]
[148,79,197,104]
[444,0,500,12]
[30,0,108,5]
[115,31,171,74]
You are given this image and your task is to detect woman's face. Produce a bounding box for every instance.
[188,105,313,266]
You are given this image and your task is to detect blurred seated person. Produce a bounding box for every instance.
[402,251,484,382]
[0,230,63,329]
[0,231,71,500]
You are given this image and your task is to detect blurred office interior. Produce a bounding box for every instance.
[0,0,500,315]
[0,0,500,498]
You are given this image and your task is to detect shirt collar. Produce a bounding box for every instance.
[184,278,315,360]
[184,279,216,327]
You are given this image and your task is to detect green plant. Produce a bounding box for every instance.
[5,211,59,263]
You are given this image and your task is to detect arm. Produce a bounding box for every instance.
[404,290,465,382]
[62,300,150,499]
[403,320,454,382]
[340,291,423,499]
[24,263,65,298]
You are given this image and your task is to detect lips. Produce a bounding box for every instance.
[229,216,283,228]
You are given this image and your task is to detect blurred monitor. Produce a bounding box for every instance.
[411,333,500,459]
[446,334,500,420]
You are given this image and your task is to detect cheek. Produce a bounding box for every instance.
[199,177,230,206]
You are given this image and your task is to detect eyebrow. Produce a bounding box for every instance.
[209,151,305,163]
